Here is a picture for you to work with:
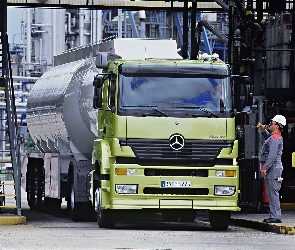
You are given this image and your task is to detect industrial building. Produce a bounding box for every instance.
[0,1,295,226]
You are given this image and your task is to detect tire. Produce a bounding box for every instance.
[70,183,95,221]
[209,210,231,230]
[27,165,44,211]
[26,167,35,209]
[70,183,84,221]
[95,188,116,228]
[66,168,73,211]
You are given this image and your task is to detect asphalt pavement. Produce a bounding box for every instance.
[230,204,295,235]
[1,181,295,234]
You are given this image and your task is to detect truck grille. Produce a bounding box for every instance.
[119,139,233,166]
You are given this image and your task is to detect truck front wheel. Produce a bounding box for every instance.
[95,188,115,228]
[209,210,231,230]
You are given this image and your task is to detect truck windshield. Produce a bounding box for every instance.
[119,75,232,112]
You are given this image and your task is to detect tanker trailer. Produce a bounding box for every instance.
[21,57,100,220]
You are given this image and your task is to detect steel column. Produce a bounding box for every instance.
[182,0,188,59]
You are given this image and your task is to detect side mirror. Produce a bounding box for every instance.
[93,87,102,109]
[93,75,104,88]
[231,75,253,111]
[244,85,253,108]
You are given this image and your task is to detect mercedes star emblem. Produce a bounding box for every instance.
[169,134,185,151]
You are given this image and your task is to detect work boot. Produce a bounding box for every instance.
[263,218,282,223]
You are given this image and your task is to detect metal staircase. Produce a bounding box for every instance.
[0,1,21,216]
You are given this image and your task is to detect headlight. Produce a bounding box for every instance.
[115,184,138,194]
[216,170,235,177]
[214,186,236,196]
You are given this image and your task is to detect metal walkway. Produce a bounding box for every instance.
[6,0,221,9]
[0,1,21,216]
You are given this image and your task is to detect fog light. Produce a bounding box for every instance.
[115,184,137,194]
[216,170,235,177]
[214,186,236,196]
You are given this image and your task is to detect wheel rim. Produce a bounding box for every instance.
[95,188,102,221]
[94,188,100,212]
[71,184,75,209]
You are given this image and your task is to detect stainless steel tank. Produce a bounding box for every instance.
[26,57,100,160]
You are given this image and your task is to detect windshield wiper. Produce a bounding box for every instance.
[148,106,169,117]
[173,106,202,109]
[122,105,158,107]
[193,107,219,118]
[122,105,169,117]
[173,106,219,118]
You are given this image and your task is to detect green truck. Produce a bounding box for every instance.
[91,39,239,230]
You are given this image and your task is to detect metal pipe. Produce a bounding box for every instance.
[228,3,234,66]
[124,11,127,38]
[138,10,146,38]
[52,10,56,56]
[31,23,52,26]
[254,31,263,96]
[182,0,188,59]
[79,9,84,46]
[70,37,75,49]
[197,19,229,44]
[257,97,264,155]
[97,10,102,41]
[39,38,42,64]
[26,8,31,65]
[65,12,71,33]
[191,2,197,60]
[118,9,122,38]
[83,9,91,45]
[92,10,97,42]
[213,0,229,11]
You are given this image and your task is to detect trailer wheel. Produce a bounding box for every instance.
[27,164,44,211]
[95,188,115,228]
[209,210,231,230]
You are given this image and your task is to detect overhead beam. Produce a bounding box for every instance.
[7,0,222,10]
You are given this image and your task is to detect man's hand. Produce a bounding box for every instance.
[261,169,267,176]
[257,123,266,132]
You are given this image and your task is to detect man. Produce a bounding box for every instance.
[195,82,222,107]
[257,115,286,223]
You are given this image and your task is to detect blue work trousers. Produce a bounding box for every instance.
[264,165,283,220]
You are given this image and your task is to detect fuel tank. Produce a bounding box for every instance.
[26,57,100,160]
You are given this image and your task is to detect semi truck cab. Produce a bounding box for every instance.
[92,48,239,230]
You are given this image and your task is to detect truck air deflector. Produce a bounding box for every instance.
[120,61,230,77]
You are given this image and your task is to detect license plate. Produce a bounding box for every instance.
[161,180,191,188]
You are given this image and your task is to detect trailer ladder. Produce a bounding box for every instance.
[0,2,21,216]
